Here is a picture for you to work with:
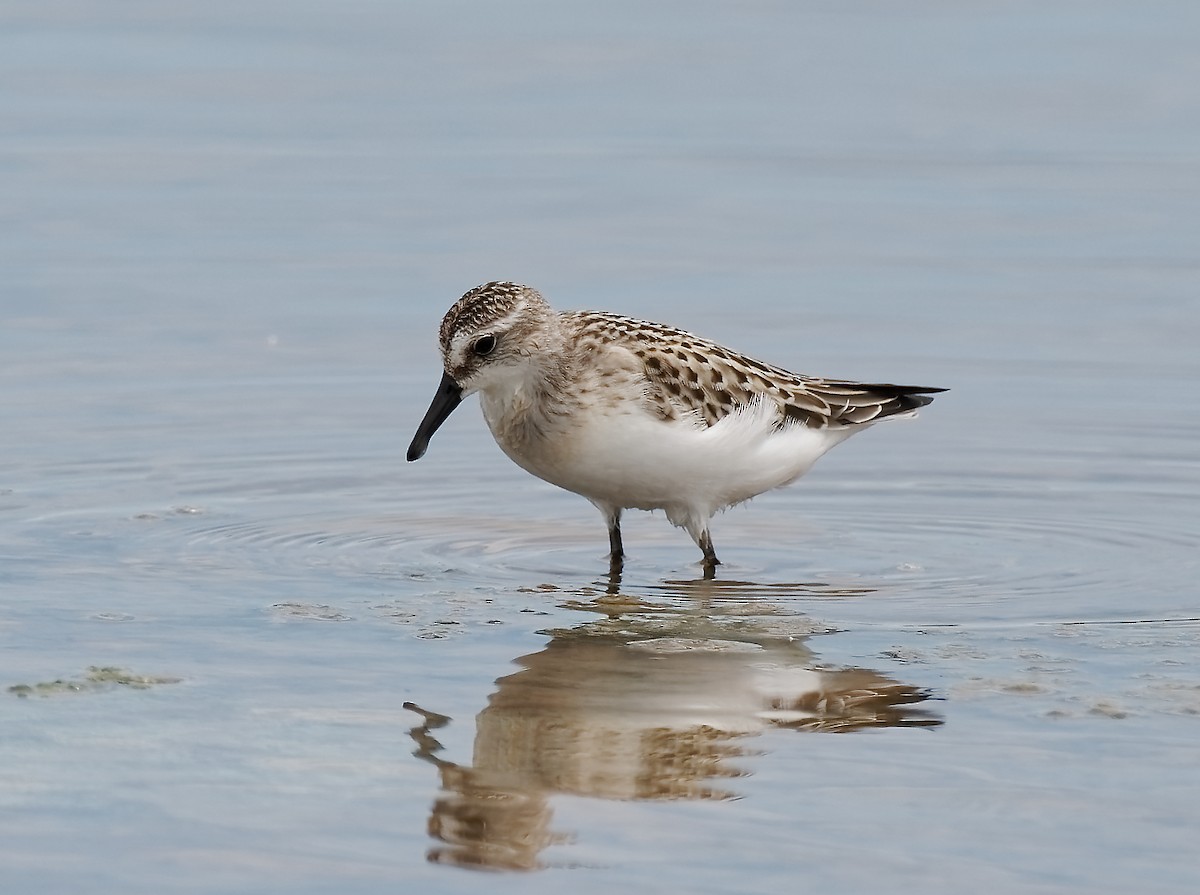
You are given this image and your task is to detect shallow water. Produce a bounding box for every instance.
[3,2,1200,893]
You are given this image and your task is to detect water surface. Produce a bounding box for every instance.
[2,2,1199,893]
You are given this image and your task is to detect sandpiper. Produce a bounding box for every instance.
[408,282,944,574]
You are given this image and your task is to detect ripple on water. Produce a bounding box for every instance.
[59,408,1195,631]
[134,473,1195,627]
[176,512,608,581]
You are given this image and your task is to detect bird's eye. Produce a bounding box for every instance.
[473,334,497,356]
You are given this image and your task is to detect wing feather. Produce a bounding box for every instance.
[570,311,945,429]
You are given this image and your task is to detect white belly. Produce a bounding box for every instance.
[484,395,862,522]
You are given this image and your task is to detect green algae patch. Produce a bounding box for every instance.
[8,666,182,698]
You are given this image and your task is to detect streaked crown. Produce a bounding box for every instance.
[437,281,555,385]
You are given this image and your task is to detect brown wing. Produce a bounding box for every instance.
[572,311,945,428]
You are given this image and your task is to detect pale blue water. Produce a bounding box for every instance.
[3,2,1199,893]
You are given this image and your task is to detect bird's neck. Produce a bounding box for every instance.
[478,325,579,450]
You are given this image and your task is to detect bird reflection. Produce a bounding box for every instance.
[405,581,940,871]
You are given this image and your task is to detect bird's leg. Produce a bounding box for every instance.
[698,529,720,579]
[606,509,624,574]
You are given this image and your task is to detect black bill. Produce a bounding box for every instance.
[407,371,463,461]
